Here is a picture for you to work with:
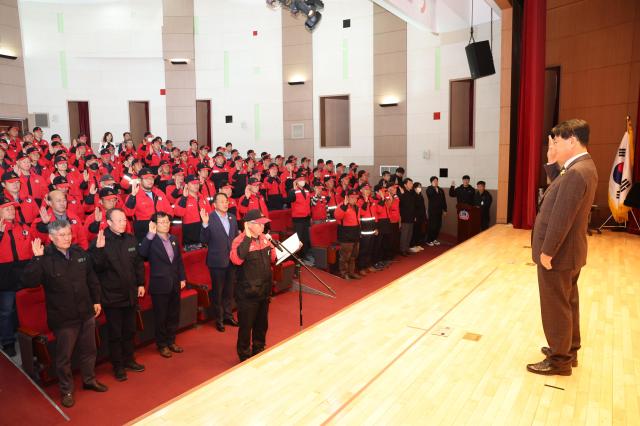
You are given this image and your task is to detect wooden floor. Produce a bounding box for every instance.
[132,225,640,425]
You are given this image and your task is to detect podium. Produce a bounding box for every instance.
[456,203,481,243]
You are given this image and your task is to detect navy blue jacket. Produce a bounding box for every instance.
[138,233,186,294]
[200,210,239,268]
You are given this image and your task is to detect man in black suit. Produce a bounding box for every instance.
[200,193,239,332]
[138,211,186,358]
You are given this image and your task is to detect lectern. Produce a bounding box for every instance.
[456,203,481,243]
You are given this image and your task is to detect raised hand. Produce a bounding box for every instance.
[131,181,140,196]
[83,170,89,182]
[183,185,189,198]
[96,229,105,248]
[200,208,209,225]
[180,280,186,290]
[39,206,51,224]
[244,221,252,238]
[547,135,557,164]
[31,238,44,256]
[89,183,97,195]
[94,208,103,222]
[0,218,5,233]
[148,220,157,235]
[137,286,145,298]
[94,304,101,317]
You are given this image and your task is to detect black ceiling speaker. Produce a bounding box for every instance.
[465,40,495,79]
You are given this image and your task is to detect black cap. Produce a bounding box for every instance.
[16,151,29,160]
[243,209,271,224]
[1,171,20,182]
[346,189,359,197]
[248,177,261,185]
[99,187,118,199]
[54,155,68,164]
[313,179,324,187]
[52,176,68,186]
[295,169,307,179]
[185,174,199,184]
[172,166,184,175]
[268,163,278,170]
[139,168,155,178]
[26,147,39,155]
[197,163,211,171]
[214,151,225,158]
[84,154,97,161]
[159,160,170,166]
[100,174,115,182]
[99,148,110,156]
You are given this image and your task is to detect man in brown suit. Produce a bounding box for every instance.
[528,119,598,376]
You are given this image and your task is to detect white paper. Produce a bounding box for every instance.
[275,233,301,265]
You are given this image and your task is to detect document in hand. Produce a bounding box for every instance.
[275,232,302,265]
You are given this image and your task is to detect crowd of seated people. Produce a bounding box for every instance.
[0,124,491,407]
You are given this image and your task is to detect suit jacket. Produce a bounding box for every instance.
[138,234,186,294]
[532,154,597,271]
[200,210,239,268]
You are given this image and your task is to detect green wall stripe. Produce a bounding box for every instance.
[435,46,441,91]
[342,39,349,80]
[224,51,230,88]
[193,16,199,35]
[254,104,261,141]
[56,12,64,33]
[59,51,68,89]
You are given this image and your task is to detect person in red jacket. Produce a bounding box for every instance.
[238,178,269,221]
[285,170,313,265]
[310,180,328,224]
[0,193,34,356]
[173,174,211,251]
[210,152,231,190]
[388,184,401,257]
[279,160,296,204]
[31,190,89,250]
[197,163,217,205]
[372,184,393,269]
[229,209,276,362]
[334,189,361,280]
[262,164,283,211]
[124,168,174,241]
[84,187,129,242]
[2,171,39,225]
[324,177,338,222]
[14,152,48,205]
[357,184,380,275]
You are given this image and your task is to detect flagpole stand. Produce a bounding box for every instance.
[597,210,640,232]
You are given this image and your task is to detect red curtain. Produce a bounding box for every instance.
[78,101,91,143]
[512,0,547,229]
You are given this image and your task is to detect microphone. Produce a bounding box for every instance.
[264,232,284,250]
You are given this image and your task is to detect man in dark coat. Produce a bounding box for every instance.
[138,211,186,358]
[22,219,108,408]
[200,193,239,332]
[90,207,146,381]
[425,176,447,246]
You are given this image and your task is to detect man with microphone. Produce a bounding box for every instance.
[229,209,276,362]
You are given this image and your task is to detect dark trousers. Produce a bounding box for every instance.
[53,316,97,394]
[182,222,201,246]
[537,265,581,369]
[412,220,427,246]
[236,297,269,361]
[266,194,283,211]
[104,306,137,368]
[427,211,443,242]
[0,290,17,347]
[399,223,414,253]
[389,223,400,256]
[293,218,311,259]
[358,234,375,270]
[209,266,235,325]
[151,290,181,348]
[338,241,359,276]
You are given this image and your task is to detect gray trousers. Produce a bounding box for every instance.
[53,316,97,394]
[399,223,414,253]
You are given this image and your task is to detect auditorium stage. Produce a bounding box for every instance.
[132,225,640,425]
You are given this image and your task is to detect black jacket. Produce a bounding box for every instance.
[138,233,186,294]
[426,186,447,214]
[22,244,100,330]
[415,192,427,223]
[90,228,145,308]
[398,188,416,224]
[449,184,475,205]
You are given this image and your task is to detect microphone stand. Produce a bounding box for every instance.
[268,234,336,329]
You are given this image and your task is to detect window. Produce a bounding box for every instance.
[449,79,474,148]
[320,95,350,148]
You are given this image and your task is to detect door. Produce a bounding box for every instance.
[68,101,91,145]
[129,101,150,147]
[196,100,211,149]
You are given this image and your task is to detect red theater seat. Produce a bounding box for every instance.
[16,287,55,383]
[269,209,293,239]
[309,221,339,271]
[183,248,212,320]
